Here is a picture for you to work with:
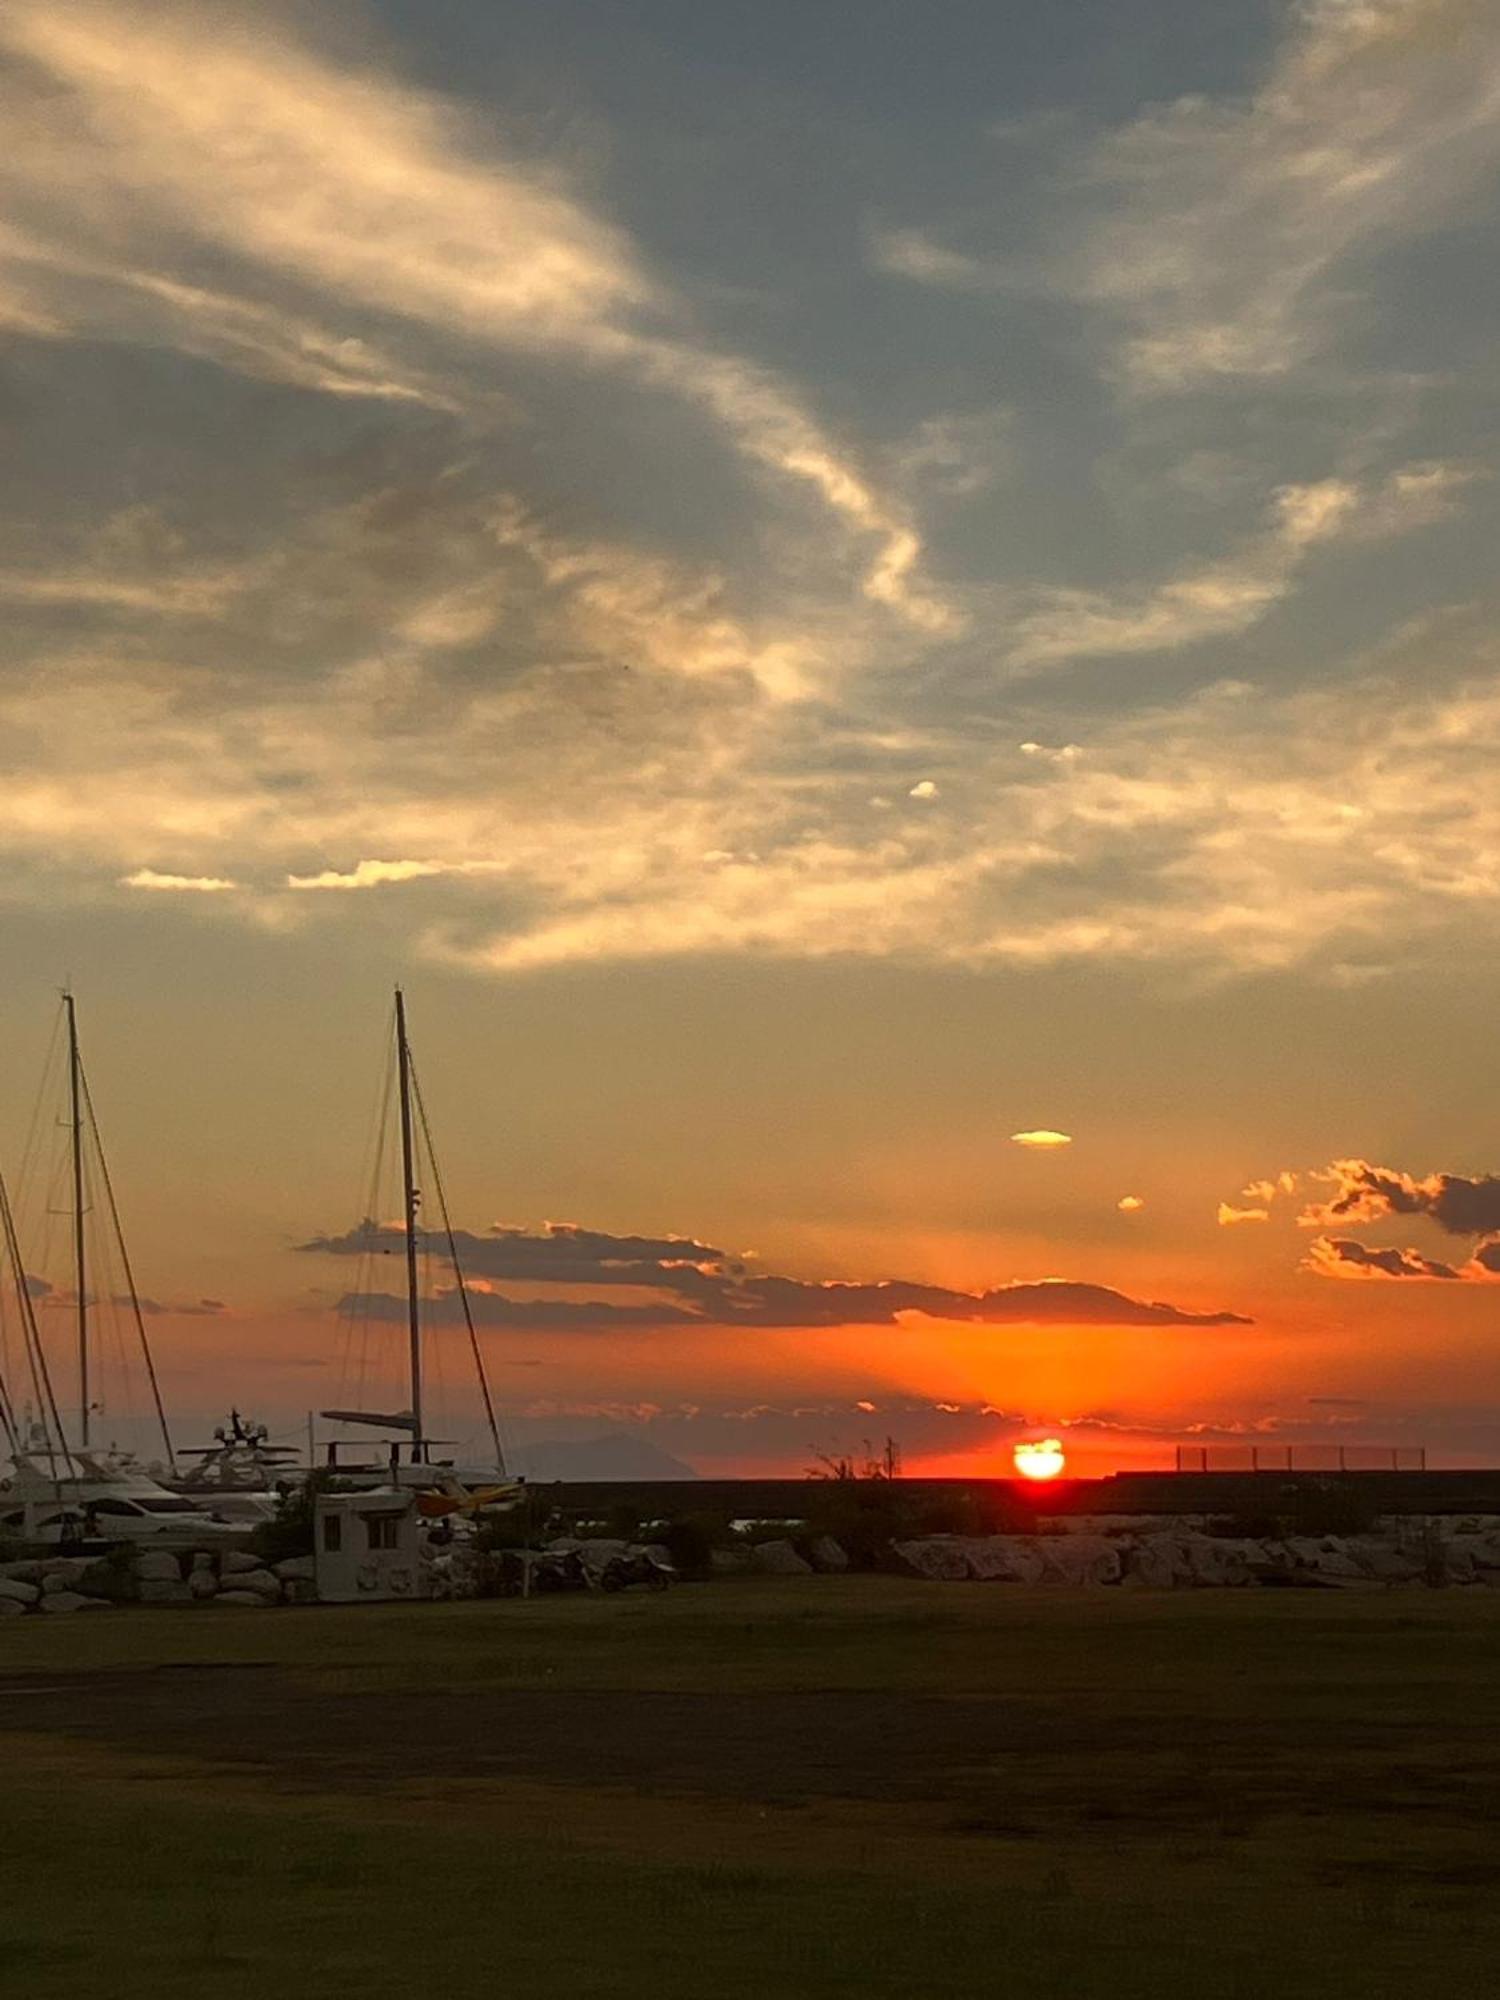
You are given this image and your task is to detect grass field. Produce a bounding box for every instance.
[5,1577,1500,1997]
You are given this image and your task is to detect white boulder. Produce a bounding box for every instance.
[1040,1536,1122,1586]
[220,1549,265,1576]
[805,1536,849,1574]
[40,1591,108,1614]
[134,1550,182,1584]
[751,1538,813,1576]
[230,1568,282,1599]
[892,1538,969,1582]
[0,1577,40,1606]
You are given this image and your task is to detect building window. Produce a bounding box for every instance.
[322,1513,342,1553]
[364,1513,400,1551]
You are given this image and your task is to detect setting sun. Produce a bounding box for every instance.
[1013,1438,1067,1481]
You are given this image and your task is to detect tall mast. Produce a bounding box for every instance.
[64,991,88,1451]
[394,988,424,1461]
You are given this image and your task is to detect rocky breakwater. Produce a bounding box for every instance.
[0,1546,319,1614]
[892,1520,1500,1589]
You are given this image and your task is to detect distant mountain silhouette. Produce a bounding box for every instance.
[515,1432,700,1482]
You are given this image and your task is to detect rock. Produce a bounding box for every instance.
[575,1539,631,1575]
[191,1552,217,1572]
[220,1549,265,1576]
[892,1538,969,1582]
[1167,1535,1254,1588]
[133,1550,182,1583]
[138,1579,193,1606]
[40,1591,108,1614]
[188,1568,219,1599]
[709,1547,753,1574]
[805,1536,849,1574]
[283,1579,318,1605]
[41,1559,91,1591]
[1125,1536,1194,1589]
[0,1596,26,1618]
[1040,1536,1122,1586]
[42,1567,85,1595]
[214,1589,269,1607]
[274,1556,315,1583]
[0,1577,40,1606]
[1345,1538,1422,1583]
[0,1561,43,1585]
[951,1536,1045,1583]
[751,1537,814,1576]
[229,1567,282,1599]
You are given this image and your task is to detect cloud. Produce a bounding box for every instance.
[125,1295,230,1317]
[1294,1157,1500,1282]
[300,1218,1249,1331]
[867,226,994,291]
[1117,1195,1144,1213]
[0,0,943,631]
[1071,0,1500,394]
[286,859,448,891]
[908,779,939,800]
[122,868,238,893]
[1011,1130,1072,1150]
[1218,1203,1270,1227]
[1303,1235,1464,1282]
[1301,1158,1500,1237]
[0,5,1493,997]
[1005,464,1474,670]
[1243,1173,1299,1204]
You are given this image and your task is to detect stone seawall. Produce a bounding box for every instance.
[0,1547,315,1614]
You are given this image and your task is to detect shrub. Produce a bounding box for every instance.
[660,1513,724,1579]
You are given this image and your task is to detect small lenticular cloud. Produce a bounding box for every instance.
[122,868,237,892]
[287,858,445,890]
[1012,1129,1072,1149]
[908,779,939,799]
[1118,1195,1144,1213]
[1218,1201,1269,1226]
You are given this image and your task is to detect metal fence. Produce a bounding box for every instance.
[1174,1444,1427,1474]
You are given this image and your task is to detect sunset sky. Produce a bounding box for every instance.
[3,0,1500,1477]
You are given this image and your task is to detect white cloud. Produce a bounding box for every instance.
[1073,0,1500,394]
[122,868,237,893]
[1012,1130,1073,1150]
[286,860,450,891]
[1006,463,1474,670]
[0,1,947,632]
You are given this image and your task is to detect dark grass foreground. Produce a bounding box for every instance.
[5,1577,1500,1998]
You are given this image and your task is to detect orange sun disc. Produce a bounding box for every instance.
[1012,1438,1066,1481]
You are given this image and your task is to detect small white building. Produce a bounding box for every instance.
[313,1489,426,1603]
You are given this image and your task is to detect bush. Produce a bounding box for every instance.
[660,1513,725,1579]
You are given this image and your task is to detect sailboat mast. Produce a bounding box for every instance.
[64,991,88,1451]
[394,988,424,1461]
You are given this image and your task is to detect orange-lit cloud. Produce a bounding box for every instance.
[1218,1202,1269,1226]
[301,1219,1249,1330]
[1012,1130,1072,1149]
